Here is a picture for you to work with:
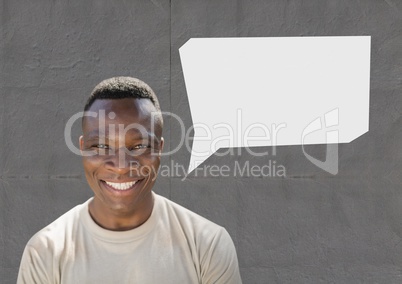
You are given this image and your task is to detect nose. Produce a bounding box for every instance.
[104,148,140,175]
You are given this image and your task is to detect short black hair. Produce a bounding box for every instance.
[84,76,161,112]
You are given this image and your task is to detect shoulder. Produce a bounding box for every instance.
[25,199,89,253]
[153,193,233,257]
[18,200,91,284]
[153,194,242,283]
[154,193,223,234]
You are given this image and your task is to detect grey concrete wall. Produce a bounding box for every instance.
[1,0,401,283]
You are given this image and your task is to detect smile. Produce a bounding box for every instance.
[104,181,138,191]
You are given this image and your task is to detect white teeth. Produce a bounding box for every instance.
[105,181,137,191]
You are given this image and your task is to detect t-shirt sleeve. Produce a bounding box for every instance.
[17,245,50,284]
[200,227,242,284]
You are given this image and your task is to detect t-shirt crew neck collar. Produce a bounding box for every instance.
[80,192,158,243]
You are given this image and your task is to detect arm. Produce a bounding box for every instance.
[200,228,242,284]
[17,245,50,284]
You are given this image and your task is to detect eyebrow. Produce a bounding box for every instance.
[85,130,105,137]
[85,128,150,136]
[84,130,157,142]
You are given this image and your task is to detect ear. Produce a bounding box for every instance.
[159,137,164,154]
[79,135,84,153]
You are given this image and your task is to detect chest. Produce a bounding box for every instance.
[55,233,200,284]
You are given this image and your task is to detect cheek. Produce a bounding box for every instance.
[136,156,161,175]
[148,155,161,168]
[82,156,103,174]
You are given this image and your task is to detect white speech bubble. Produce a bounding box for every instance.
[179,36,371,174]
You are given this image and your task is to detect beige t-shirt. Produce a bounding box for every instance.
[17,192,242,284]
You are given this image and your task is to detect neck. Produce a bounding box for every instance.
[88,192,154,231]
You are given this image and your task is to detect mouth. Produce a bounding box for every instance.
[100,179,143,192]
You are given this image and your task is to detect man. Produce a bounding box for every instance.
[17,77,242,283]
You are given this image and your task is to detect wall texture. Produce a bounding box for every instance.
[1,0,401,283]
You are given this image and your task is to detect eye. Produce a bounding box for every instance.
[128,144,150,151]
[134,144,149,150]
[93,144,110,149]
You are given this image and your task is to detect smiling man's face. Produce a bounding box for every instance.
[80,98,163,222]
